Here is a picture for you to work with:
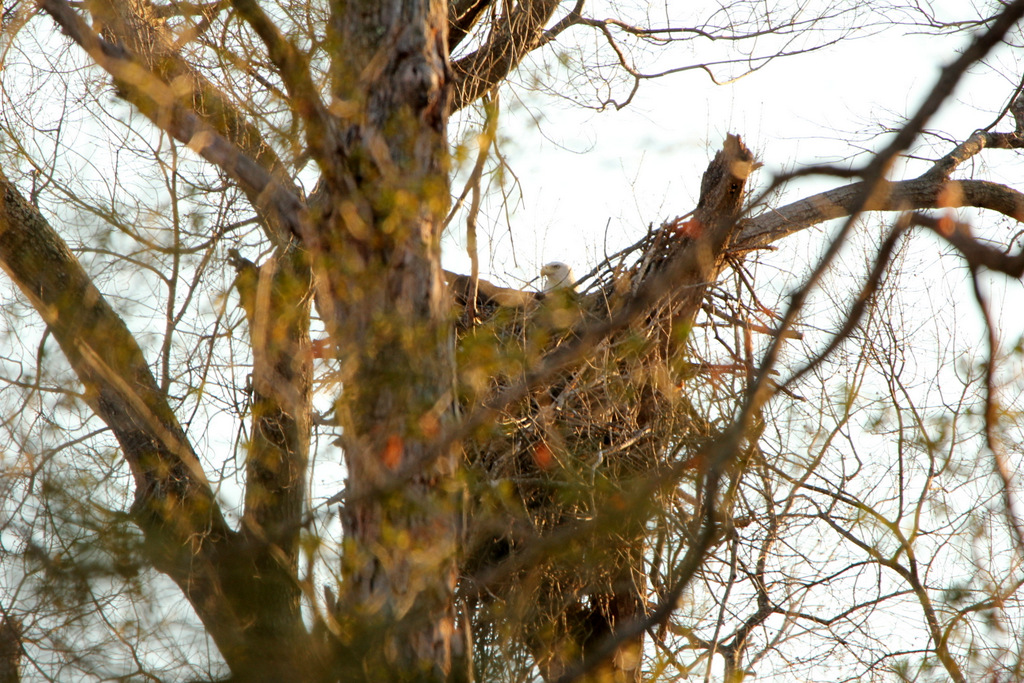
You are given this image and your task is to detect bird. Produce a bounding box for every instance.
[540,262,576,292]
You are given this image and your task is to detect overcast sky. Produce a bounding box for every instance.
[440,1,1024,301]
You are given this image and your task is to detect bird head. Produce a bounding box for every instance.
[540,262,576,292]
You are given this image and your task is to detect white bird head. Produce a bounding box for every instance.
[540,262,576,292]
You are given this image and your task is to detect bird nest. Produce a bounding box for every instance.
[452,135,762,675]
[456,220,736,532]
[454,236,752,679]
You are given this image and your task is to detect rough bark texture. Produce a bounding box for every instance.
[737,177,1024,249]
[0,616,19,683]
[229,248,313,640]
[448,0,493,51]
[451,0,562,109]
[0,173,317,682]
[664,133,756,316]
[737,110,1024,250]
[322,1,460,678]
[18,0,466,678]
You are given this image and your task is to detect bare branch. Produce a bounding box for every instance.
[38,0,310,244]
[451,0,562,110]
[228,0,342,185]
[449,0,495,52]
[911,213,1024,277]
[739,178,1024,249]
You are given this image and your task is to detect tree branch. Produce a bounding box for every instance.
[0,166,322,681]
[0,167,257,662]
[736,2,1024,250]
[228,248,313,562]
[448,0,494,52]
[228,0,343,186]
[738,177,1024,249]
[911,212,1024,276]
[43,0,303,243]
[451,0,562,110]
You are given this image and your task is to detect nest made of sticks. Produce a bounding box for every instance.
[444,137,770,683]
[454,134,756,512]
[453,138,760,665]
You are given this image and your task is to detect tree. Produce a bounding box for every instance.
[2,0,1024,681]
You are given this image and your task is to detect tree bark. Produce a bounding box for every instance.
[30,0,465,677]
[0,172,322,682]
[322,1,460,678]
[451,0,562,110]
[0,616,20,683]
[229,247,313,657]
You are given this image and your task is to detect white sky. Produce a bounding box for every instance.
[441,1,1024,300]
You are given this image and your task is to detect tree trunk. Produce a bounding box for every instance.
[0,616,20,683]
[320,1,459,678]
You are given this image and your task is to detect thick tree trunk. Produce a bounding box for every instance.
[0,616,20,683]
[26,0,460,677]
[318,1,459,678]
